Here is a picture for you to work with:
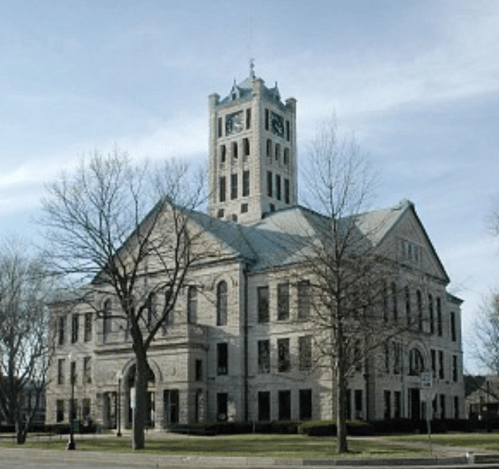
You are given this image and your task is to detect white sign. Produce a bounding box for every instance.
[420,372,432,388]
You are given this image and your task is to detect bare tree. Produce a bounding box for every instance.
[39,150,206,450]
[472,293,499,374]
[0,239,54,444]
[299,118,401,453]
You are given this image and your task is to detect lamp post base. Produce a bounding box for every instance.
[65,439,76,450]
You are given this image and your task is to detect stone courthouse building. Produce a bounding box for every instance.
[46,67,465,429]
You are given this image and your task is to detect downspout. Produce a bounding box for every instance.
[243,262,249,422]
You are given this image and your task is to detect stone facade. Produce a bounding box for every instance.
[46,69,464,430]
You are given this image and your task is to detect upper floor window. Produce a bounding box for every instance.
[283,148,289,165]
[266,139,272,158]
[218,117,223,138]
[299,335,312,371]
[84,312,93,342]
[278,338,290,372]
[257,286,269,323]
[276,175,281,201]
[217,281,228,326]
[277,282,289,321]
[409,348,425,375]
[405,286,411,328]
[416,290,423,331]
[71,314,79,343]
[437,297,443,336]
[267,171,273,197]
[284,179,290,204]
[265,109,269,131]
[243,138,250,158]
[103,299,112,336]
[391,282,398,322]
[231,141,238,159]
[242,170,250,197]
[219,176,226,203]
[246,108,251,129]
[220,145,226,164]
[187,286,198,324]
[258,340,270,373]
[57,358,65,385]
[450,312,457,342]
[298,280,310,319]
[286,120,290,141]
[58,316,65,346]
[429,294,434,334]
[217,342,228,375]
[231,174,238,200]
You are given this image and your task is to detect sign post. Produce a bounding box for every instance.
[420,372,433,455]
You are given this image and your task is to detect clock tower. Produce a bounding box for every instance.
[208,64,297,223]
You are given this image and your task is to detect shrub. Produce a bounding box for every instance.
[299,419,372,437]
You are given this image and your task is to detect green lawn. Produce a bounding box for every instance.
[0,434,428,459]
[386,433,499,452]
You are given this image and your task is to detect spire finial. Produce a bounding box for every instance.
[249,58,256,79]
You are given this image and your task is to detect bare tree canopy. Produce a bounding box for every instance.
[299,118,401,453]
[472,293,499,374]
[39,150,206,449]
[0,238,54,444]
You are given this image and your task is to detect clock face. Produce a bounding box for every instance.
[271,112,284,137]
[225,111,243,136]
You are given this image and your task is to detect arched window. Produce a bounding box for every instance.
[409,348,425,375]
[217,281,228,326]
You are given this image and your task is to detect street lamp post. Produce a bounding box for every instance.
[116,370,122,437]
[66,352,76,450]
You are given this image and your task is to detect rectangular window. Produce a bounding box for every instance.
[267,171,273,197]
[277,282,289,320]
[58,316,65,346]
[258,391,270,421]
[71,314,79,343]
[218,117,223,137]
[438,350,444,379]
[437,297,443,336]
[70,361,76,386]
[265,109,269,131]
[391,283,398,321]
[452,355,458,382]
[83,357,91,384]
[278,338,290,372]
[220,144,226,163]
[246,108,251,129]
[454,396,459,419]
[231,173,238,200]
[345,389,352,420]
[69,399,78,421]
[195,359,203,381]
[393,342,401,374]
[298,280,310,319]
[84,313,92,342]
[286,120,290,142]
[299,336,312,371]
[258,340,270,373]
[450,312,457,342]
[57,358,65,385]
[276,174,281,201]
[56,399,64,422]
[187,286,197,324]
[219,176,226,202]
[164,389,179,425]
[299,389,312,420]
[257,286,269,323]
[384,390,391,419]
[440,394,446,419]
[429,295,434,334]
[82,398,91,421]
[217,393,228,421]
[241,203,248,213]
[278,390,291,421]
[217,343,228,375]
[431,349,436,377]
[355,390,363,419]
[242,170,250,197]
[394,391,401,419]
[284,178,290,204]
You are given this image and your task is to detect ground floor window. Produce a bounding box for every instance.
[164,389,179,427]
[278,390,291,421]
[354,390,363,419]
[384,390,391,420]
[394,391,401,419]
[299,389,312,420]
[454,396,459,420]
[345,389,351,420]
[258,391,270,421]
[56,399,64,422]
[217,393,228,421]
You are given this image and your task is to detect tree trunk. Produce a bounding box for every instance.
[132,354,148,450]
[336,366,348,453]
[15,406,26,445]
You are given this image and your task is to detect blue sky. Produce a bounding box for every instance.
[1,0,499,372]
